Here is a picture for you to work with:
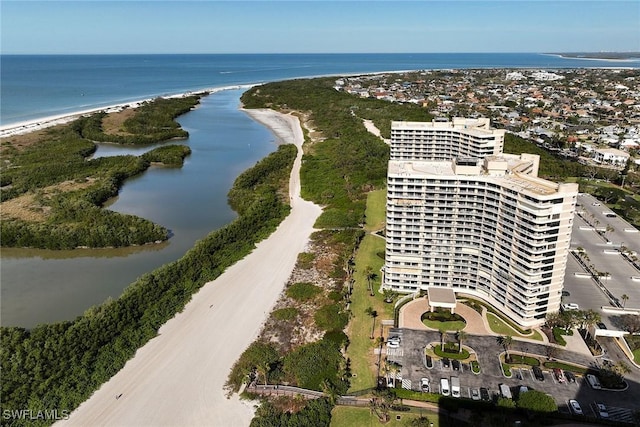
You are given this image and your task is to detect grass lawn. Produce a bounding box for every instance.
[543,361,588,374]
[486,313,543,341]
[508,354,540,366]
[364,189,387,232]
[331,406,440,427]
[422,319,466,331]
[634,348,640,363]
[346,189,391,392]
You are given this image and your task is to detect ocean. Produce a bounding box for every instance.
[2,53,639,327]
[2,53,638,126]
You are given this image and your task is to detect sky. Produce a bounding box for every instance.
[1,1,639,54]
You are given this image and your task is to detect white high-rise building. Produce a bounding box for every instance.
[390,118,505,161]
[383,119,578,327]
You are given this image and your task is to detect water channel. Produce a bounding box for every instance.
[0,89,278,327]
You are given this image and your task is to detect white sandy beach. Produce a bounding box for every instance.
[0,85,256,138]
[56,109,321,427]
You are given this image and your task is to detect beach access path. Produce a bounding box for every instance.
[57,109,321,427]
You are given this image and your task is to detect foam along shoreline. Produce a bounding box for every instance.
[0,84,258,138]
[56,109,322,427]
[542,53,640,63]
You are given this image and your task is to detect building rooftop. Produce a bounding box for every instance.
[392,117,505,139]
[388,156,569,196]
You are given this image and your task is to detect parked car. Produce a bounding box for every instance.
[586,374,602,390]
[533,366,545,381]
[564,371,576,383]
[420,377,430,392]
[471,388,481,401]
[596,402,608,418]
[569,399,583,415]
[442,358,450,368]
[596,322,607,329]
[553,368,565,383]
[440,378,450,396]
[452,359,460,371]
[425,355,433,368]
[386,336,401,348]
[562,303,579,311]
[480,387,490,401]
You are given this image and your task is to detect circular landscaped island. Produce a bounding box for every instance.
[421,308,467,331]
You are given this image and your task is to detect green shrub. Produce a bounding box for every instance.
[502,363,512,376]
[552,327,567,346]
[507,355,540,366]
[272,307,298,321]
[314,304,348,331]
[297,252,315,269]
[433,345,470,360]
[141,144,191,166]
[286,282,322,301]
[543,361,588,374]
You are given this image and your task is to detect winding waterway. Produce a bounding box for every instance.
[0,89,277,327]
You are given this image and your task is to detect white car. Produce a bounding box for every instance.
[569,399,583,415]
[592,202,601,206]
[562,303,579,311]
[596,402,608,418]
[471,388,481,400]
[420,377,430,392]
[386,336,401,348]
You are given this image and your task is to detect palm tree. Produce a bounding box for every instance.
[582,309,601,330]
[621,294,629,309]
[456,330,467,354]
[321,379,338,405]
[383,288,398,303]
[496,335,513,362]
[441,331,448,352]
[365,306,378,339]
[364,265,375,296]
[256,361,270,386]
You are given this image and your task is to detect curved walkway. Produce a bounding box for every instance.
[58,110,322,427]
[399,297,493,335]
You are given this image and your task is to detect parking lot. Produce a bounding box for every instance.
[384,329,640,423]
[562,193,640,326]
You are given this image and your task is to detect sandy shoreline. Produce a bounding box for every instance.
[0,84,257,138]
[56,109,321,426]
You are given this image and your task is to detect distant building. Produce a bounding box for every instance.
[593,148,630,166]
[383,120,578,327]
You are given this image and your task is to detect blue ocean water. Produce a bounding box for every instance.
[2,53,638,126]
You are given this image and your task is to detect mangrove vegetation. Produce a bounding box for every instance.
[0,96,200,249]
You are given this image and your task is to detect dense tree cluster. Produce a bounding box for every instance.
[250,398,333,427]
[0,144,295,426]
[77,96,201,144]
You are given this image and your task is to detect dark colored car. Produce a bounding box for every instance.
[425,355,433,368]
[564,371,576,383]
[452,359,460,371]
[480,387,490,401]
[442,358,450,368]
[532,366,544,381]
